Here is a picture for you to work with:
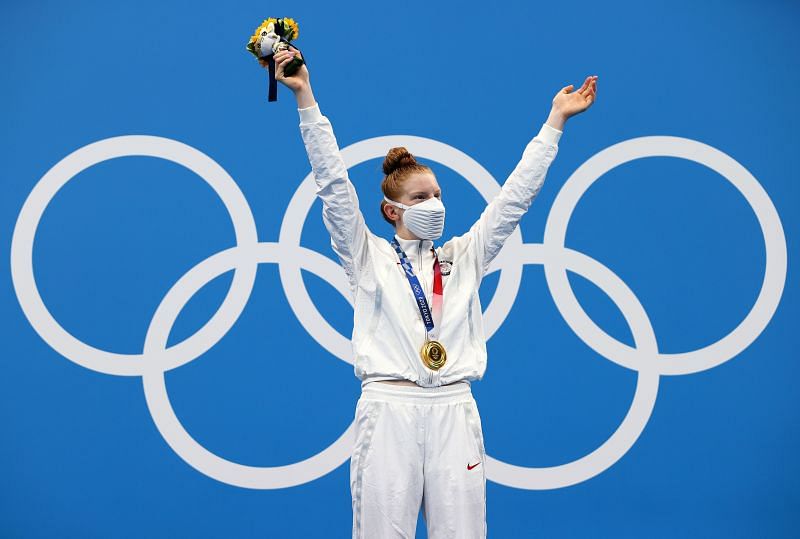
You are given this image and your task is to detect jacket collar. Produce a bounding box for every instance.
[393,234,434,253]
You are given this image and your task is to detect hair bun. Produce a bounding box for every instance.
[383,147,417,175]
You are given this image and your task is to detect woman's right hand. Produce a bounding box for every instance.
[258,45,310,93]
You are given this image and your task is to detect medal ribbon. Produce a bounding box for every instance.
[390,237,443,339]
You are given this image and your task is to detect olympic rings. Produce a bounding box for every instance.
[10,132,786,490]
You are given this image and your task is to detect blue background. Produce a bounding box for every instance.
[2,0,798,537]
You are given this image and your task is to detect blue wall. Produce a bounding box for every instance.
[2,1,798,537]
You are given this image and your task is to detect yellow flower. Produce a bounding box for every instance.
[250,18,278,43]
[247,17,299,46]
[282,17,299,40]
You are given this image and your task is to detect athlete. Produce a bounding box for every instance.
[263,46,597,538]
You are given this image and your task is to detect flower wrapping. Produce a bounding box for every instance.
[246,17,307,102]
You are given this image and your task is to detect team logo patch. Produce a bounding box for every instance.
[439,259,453,276]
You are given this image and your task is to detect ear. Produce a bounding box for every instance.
[383,203,401,223]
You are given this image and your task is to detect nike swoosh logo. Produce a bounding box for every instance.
[467,461,481,470]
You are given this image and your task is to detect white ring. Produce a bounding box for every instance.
[277,135,526,364]
[543,136,787,375]
[142,243,354,489]
[10,135,259,376]
[485,243,660,489]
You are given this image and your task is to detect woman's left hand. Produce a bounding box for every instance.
[554,75,598,117]
[545,75,597,130]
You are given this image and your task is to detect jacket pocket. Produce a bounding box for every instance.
[463,398,486,459]
[354,283,382,355]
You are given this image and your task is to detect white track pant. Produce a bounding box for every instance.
[350,381,487,538]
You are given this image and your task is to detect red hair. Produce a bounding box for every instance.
[379,147,433,227]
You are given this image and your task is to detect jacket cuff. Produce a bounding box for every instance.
[537,123,562,146]
[298,102,323,124]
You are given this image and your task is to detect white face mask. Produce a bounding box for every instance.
[384,195,446,240]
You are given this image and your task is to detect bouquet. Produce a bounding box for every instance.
[246,17,307,102]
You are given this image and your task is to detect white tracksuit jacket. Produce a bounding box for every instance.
[297,102,561,388]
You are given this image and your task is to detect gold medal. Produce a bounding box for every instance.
[420,339,447,370]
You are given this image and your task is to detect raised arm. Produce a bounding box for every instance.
[268,47,369,288]
[462,75,598,275]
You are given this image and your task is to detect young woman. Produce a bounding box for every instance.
[264,47,597,538]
